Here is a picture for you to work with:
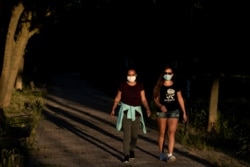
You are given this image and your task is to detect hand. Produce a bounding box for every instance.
[146,109,151,117]
[160,105,167,112]
[182,113,187,123]
[110,110,115,117]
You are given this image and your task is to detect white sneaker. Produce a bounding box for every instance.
[167,155,176,162]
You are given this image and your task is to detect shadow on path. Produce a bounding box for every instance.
[27,72,216,167]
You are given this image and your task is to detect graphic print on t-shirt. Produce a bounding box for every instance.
[164,88,175,103]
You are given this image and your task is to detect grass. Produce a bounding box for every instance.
[0,88,46,167]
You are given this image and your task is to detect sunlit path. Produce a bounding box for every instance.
[26,72,216,167]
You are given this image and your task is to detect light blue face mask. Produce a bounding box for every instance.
[163,74,172,81]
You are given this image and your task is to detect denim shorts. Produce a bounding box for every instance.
[156,109,180,118]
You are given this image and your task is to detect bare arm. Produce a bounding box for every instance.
[154,96,167,112]
[177,91,187,122]
[110,90,122,117]
[140,90,151,117]
[153,96,161,108]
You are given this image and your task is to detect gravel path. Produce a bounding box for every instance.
[26,72,249,167]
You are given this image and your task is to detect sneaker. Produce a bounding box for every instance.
[167,155,176,162]
[129,151,135,159]
[123,155,129,163]
[159,153,166,161]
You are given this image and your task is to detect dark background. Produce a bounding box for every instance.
[1,0,249,98]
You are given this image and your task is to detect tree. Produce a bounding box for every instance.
[0,2,39,107]
[0,0,82,107]
[207,74,219,132]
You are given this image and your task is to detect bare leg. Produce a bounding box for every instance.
[167,118,178,155]
[157,118,167,153]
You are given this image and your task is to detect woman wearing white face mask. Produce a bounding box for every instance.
[153,65,187,162]
[111,66,151,164]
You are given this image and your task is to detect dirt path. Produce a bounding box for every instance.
[26,72,249,167]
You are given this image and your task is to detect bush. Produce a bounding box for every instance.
[0,88,46,167]
[175,98,250,164]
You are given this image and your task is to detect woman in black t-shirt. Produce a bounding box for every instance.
[153,65,187,162]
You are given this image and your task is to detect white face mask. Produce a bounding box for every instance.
[163,74,172,81]
[127,76,136,82]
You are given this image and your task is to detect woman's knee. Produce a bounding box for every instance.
[159,131,166,138]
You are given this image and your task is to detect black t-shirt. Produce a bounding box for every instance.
[159,83,181,111]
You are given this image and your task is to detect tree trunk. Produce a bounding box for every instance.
[0,2,39,107]
[15,56,24,90]
[207,75,220,132]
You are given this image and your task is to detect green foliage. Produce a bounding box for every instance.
[188,99,209,130]
[4,89,46,116]
[0,88,46,167]
[175,98,250,164]
[216,111,236,140]
[0,148,24,167]
[237,128,250,160]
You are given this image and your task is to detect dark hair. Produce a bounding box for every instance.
[120,65,139,81]
[160,65,176,79]
[152,65,176,99]
[125,65,138,73]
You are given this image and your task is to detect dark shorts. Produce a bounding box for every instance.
[156,109,180,118]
